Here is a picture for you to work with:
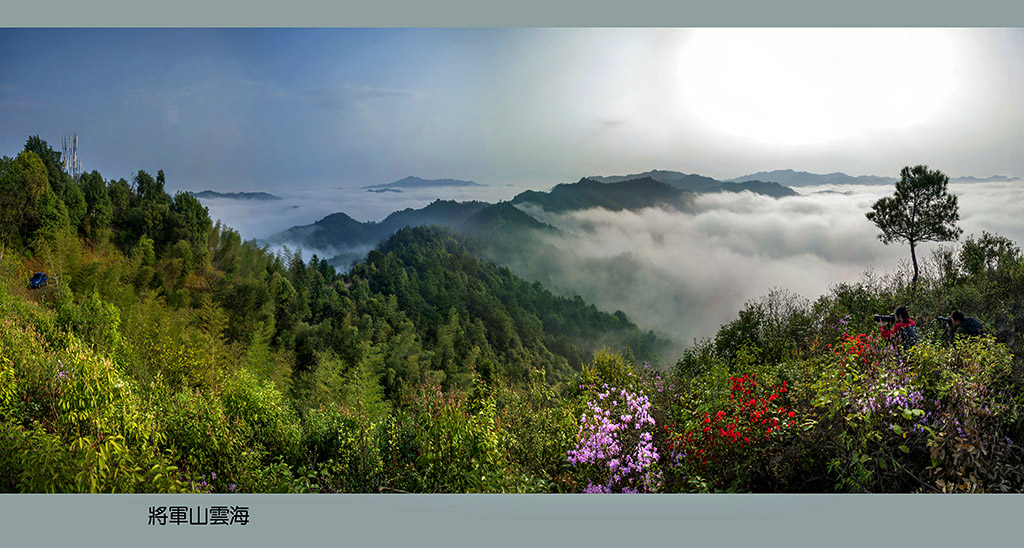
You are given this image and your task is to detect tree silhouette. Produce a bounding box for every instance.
[866,165,962,288]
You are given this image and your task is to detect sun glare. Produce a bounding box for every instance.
[677,29,960,146]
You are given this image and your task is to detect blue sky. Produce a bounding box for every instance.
[3,28,1024,194]
[1,29,504,189]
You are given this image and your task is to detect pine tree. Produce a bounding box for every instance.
[866,165,962,288]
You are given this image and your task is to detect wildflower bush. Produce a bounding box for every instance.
[665,374,795,492]
[805,330,936,492]
[911,337,1024,492]
[564,350,677,493]
[568,382,661,493]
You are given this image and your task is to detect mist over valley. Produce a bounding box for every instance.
[209,170,1024,353]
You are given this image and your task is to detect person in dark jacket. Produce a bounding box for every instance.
[948,310,984,340]
[880,305,920,350]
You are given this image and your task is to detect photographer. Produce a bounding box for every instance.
[944,310,984,341]
[878,305,920,350]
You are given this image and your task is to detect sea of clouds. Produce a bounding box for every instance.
[193,183,526,241]
[194,180,1024,355]
[511,182,1024,351]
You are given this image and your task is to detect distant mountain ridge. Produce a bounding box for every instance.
[191,190,282,200]
[511,177,692,213]
[589,170,797,197]
[269,175,701,257]
[729,170,896,186]
[590,170,720,187]
[729,169,1022,186]
[950,175,1022,183]
[268,171,801,266]
[362,176,485,190]
[267,199,489,252]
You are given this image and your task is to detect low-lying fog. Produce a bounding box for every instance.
[190,183,527,240]
[196,180,1024,352]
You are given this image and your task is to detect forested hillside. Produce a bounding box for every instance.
[3,136,1024,493]
[0,137,663,492]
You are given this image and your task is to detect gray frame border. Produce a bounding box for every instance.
[2,0,1024,27]
[2,493,1022,547]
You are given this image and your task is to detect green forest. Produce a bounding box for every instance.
[2,136,1024,493]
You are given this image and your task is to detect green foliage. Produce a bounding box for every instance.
[79,170,114,236]
[0,151,62,246]
[579,348,639,390]
[714,288,813,369]
[23,136,67,189]
[302,406,418,493]
[0,303,182,493]
[221,370,304,465]
[959,231,1021,279]
[157,384,244,481]
[352,226,667,387]
[492,369,579,489]
[401,377,546,493]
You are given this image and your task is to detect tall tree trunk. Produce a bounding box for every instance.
[910,241,919,289]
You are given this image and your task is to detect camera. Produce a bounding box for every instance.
[873,314,895,323]
[937,316,952,324]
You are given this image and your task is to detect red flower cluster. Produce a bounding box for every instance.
[828,332,881,374]
[669,374,797,471]
[832,332,874,358]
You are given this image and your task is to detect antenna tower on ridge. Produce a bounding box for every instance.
[61,132,81,179]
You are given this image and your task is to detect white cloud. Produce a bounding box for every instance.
[510,183,1022,349]
[306,83,426,110]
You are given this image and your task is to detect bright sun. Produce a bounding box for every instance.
[677,29,961,146]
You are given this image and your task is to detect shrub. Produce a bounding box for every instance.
[666,374,795,492]
[491,369,578,491]
[568,382,661,493]
[221,370,304,466]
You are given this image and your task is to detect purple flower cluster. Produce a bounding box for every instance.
[569,384,662,493]
[639,362,669,394]
[55,359,70,381]
[847,349,932,433]
[186,472,219,493]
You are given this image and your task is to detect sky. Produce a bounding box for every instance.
[3,28,1024,198]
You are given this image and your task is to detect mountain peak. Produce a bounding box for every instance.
[362,176,484,190]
